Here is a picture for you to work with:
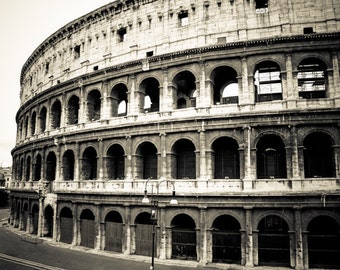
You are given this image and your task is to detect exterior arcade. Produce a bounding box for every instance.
[9,0,340,269]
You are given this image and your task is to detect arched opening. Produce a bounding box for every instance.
[298,58,327,99]
[46,152,56,181]
[106,144,125,180]
[81,147,97,180]
[59,207,73,244]
[136,142,158,179]
[31,204,39,235]
[303,132,335,178]
[105,211,123,252]
[67,95,79,125]
[80,209,95,248]
[51,100,62,129]
[254,61,282,102]
[140,78,160,112]
[43,205,53,237]
[173,71,196,109]
[111,83,128,117]
[256,135,287,179]
[307,216,340,269]
[258,215,290,266]
[30,112,36,135]
[33,154,42,181]
[211,215,241,264]
[211,66,239,104]
[171,214,197,260]
[171,139,196,179]
[212,137,240,179]
[87,90,101,121]
[135,212,153,256]
[39,106,47,133]
[62,150,75,180]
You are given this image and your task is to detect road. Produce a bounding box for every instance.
[0,226,219,270]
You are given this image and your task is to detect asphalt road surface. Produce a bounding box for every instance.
[0,226,218,270]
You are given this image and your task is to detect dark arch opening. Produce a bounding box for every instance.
[303,132,335,178]
[307,216,340,269]
[82,147,97,180]
[63,150,75,180]
[106,144,125,180]
[172,139,196,179]
[212,215,241,264]
[212,137,240,179]
[258,215,290,266]
[105,211,123,252]
[171,214,197,260]
[60,207,73,244]
[256,135,286,179]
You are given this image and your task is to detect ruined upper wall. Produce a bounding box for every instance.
[20,0,340,105]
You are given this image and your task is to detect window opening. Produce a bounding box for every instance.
[255,0,268,13]
[179,11,189,26]
[117,28,127,42]
[303,27,314,34]
[74,45,81,59]
[254,62,282,102]
[298,59,326,99]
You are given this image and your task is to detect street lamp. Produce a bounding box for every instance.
[142,179,178,270]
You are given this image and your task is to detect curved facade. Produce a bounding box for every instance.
[10,0,340,269]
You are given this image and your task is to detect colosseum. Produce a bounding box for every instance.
[9,0,340,269]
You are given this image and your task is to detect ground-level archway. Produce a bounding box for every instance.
[31,204,39,235]
[135,212,153,256]
[80,209,95,248]
[171,214,197,260]
[43,205,53,237]
[212,215,241,264]
[307,215,340,269]
[257,215,290,267]
[59,207,73,244]
[105,211,123,252]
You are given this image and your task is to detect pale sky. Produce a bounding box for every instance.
[0,0,113,167]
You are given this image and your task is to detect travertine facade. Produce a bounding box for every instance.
[10,0,340,269]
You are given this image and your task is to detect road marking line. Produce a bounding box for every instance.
[0,252,66,270]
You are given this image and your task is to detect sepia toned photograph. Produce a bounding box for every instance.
[0,0,339,269]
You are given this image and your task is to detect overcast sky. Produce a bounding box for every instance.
[0,0,113,167]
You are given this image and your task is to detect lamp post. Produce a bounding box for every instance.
[142,179,178,270]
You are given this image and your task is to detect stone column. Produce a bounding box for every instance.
[243,126,253,190]
[95,204,102,250]
[74,142,80,181]
[123,204,131,254]
[128,74,136,115]
[198,207,207,265]
[97,138,104,180]
[333,145,340,178]
[37,195,44,237]
[332,50,340,99]
[158,206,166,259]
[240,57,253,105]
[125,136,133,189]
[245,207,254,266]
[52,201,58,241]
[72,203,78,246]
[199,127,207,180]
[294,208,304,269]
[159,133,167,179]
[285,51,297,100]
[101,80,110,119]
